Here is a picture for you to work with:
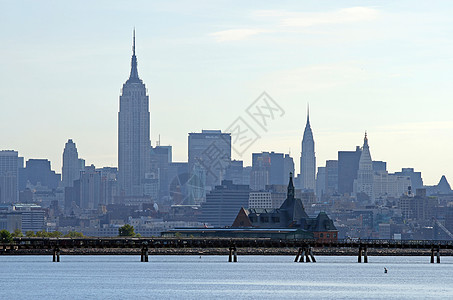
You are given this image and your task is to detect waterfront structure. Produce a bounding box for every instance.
[0,150,19,203]
[299,109,316,191]
[353,133,374,201]
[232,173,338,241]
[199,180,249,227]
[62,139,84,188]
[118,30,151,197]
[188,130,231,201]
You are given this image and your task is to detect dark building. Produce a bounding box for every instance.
[232,173,338,241]
[250,152,294,191]
[338,146,361,195]
[225,160,245,185]
[19,159,60,191]
[199,180,250,227]
[188,130,231,194]
[399,188,438,222]
[150,146,172,200]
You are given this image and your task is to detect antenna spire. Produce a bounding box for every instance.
[133,27,136,56]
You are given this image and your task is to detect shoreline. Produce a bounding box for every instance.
[2,248,453,256]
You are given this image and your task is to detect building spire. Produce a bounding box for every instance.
[307,103,310,124]
[128,28,140,82]
[133,27,136,56]
[287,172,295,199]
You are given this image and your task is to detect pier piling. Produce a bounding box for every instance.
[358,246,362,263]
[309,247,316,263]
[294,248,302,262]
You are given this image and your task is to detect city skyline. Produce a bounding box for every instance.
[1,1,453,185]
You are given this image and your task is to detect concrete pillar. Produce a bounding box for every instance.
[294,248,302,263]
[309,247,316,263]
[53,249,56,262]
[364,247,368,263]
[358,247,362,263]
[436,249,440,264]
[305,248,311,262]
[431,248,435,264]
[228,247,233,262]
[145,249,149,262]
[56,250,60,263]
[233,248,238,262]
[299,249,305,262]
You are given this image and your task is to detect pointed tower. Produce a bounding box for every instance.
[62,139,83,187]
[118,30,151,196]
[300,105,316,191]
[353,132,374,201]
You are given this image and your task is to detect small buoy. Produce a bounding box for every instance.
[384,267,388,273]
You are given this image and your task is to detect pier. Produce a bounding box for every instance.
[1,237,452,263]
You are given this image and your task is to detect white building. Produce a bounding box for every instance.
[353,133,374,201]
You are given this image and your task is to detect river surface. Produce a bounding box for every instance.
[1,255,452,299]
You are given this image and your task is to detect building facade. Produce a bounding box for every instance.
[62,139,84,188]
[0,150,19,203]
[118,31,151,196]
[299,109,316,191]
[188,130,231,201]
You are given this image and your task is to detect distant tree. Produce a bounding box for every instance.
[25,231,36,237]
[118,224,135,237]
[49,231,63,238]
[0,230,13,243]
[64,231,84,238]
[11,229,23,237]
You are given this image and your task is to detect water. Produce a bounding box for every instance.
[1,255,452,299]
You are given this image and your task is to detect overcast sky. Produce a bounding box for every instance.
[1,0,453,185]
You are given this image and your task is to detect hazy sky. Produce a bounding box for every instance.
[1,0,453,185]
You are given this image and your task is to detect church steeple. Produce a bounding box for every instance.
[287,172,295,199]
[128,28,140,83]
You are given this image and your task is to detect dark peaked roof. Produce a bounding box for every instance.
[232,173,337,233]
[437,175,452,193]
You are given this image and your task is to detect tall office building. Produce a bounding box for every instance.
[0,150,19,203]
[299,109,316,191]
[118,30,151,196]
[250,152,294,190]
[354,133,374,201]
[188,130,231,197]
[338,146,362,195]
[62,139,84,188]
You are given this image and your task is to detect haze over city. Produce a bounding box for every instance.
[1,0,453,184]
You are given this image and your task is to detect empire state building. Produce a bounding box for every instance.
[118,30,151,196]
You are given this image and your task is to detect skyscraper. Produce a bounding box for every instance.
[354,132,374,201]
[188,130,231,199]
[0,150,19,203]
[62,139,83,188]
[299,108,316,191]
[118,30,151,196]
